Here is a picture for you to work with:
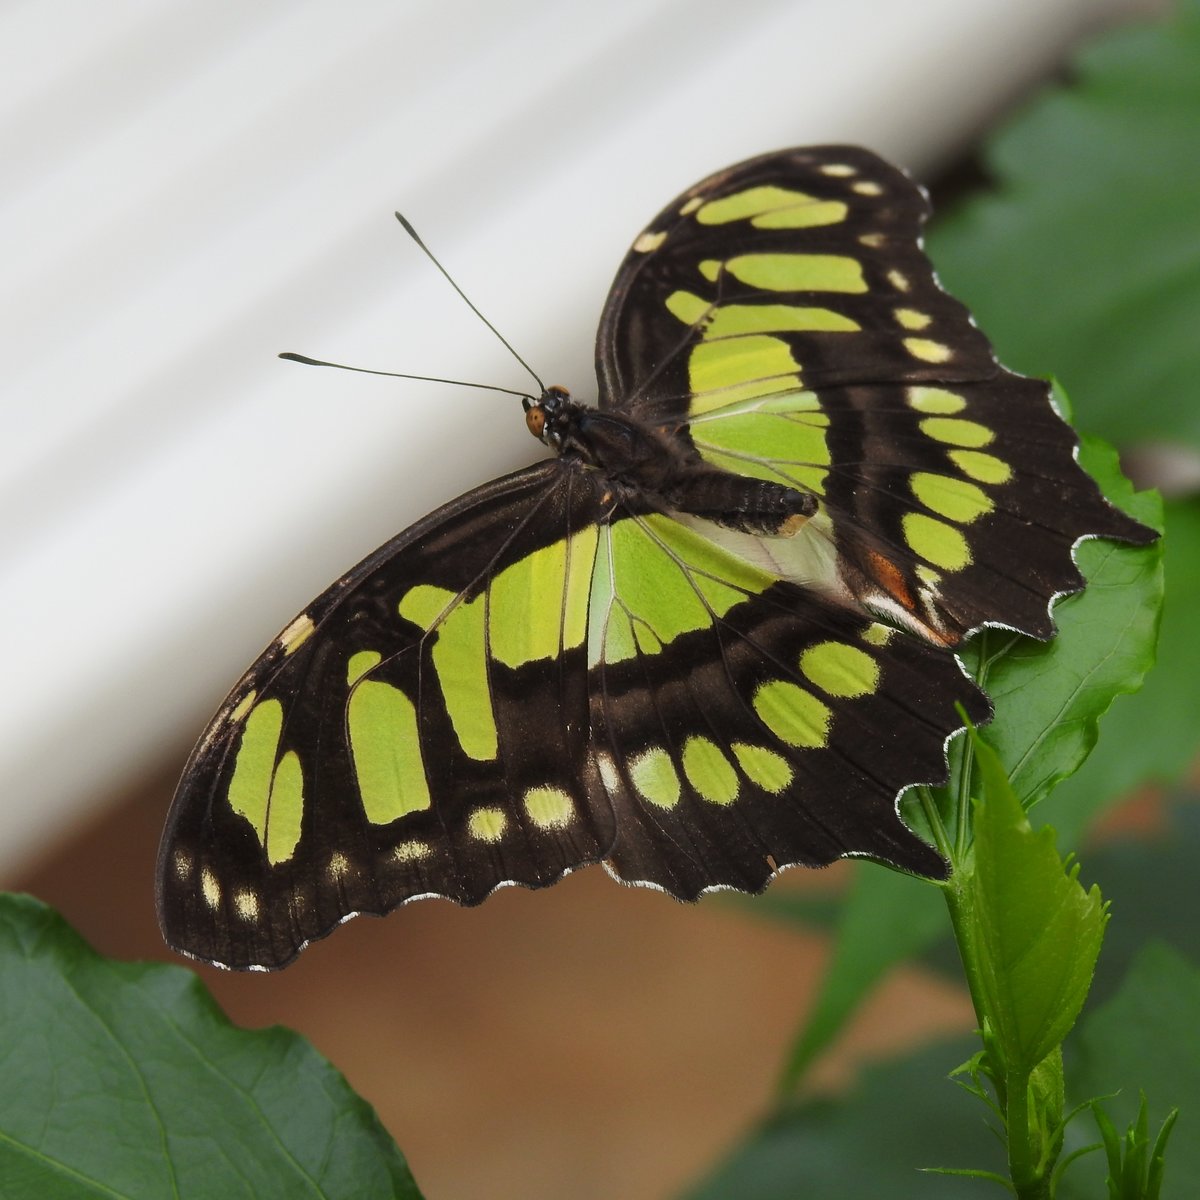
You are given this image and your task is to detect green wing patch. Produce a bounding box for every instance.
[587,512,777,663]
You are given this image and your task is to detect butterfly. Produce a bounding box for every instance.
[157,145,1154,970]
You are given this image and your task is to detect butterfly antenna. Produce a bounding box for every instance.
[394,211,545,394]
[278,353,534,399]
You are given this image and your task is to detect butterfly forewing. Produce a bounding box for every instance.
[595,146,995,416]
[595,145,1154,647]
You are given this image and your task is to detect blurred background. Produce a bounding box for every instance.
[2,2,1170,1197]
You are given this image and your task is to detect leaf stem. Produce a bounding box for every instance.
[917,786,954,862]
[1005,1069,1051,1200]
[941,877,985,1025]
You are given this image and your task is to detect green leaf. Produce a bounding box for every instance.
[1043,497,1200,847]
[776,866,946,1091]
[1012,442,1162,802]
[962,733,1107,1075]
[0,895,423,1200]
[946,430,1162,820]
[1147,1109,1181,1200]
[1089,1094,1179,1200]
[928,1,1200,450]
[684,1037,998,1200]
[1063,944,1200,1200]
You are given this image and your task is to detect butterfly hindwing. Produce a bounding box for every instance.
[158,461,617,969]
[586,506,991,895]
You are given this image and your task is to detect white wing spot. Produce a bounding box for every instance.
[328,851,351,881]
[887,268,911,293]
[173,849,193,882]
[819,163,857,177]
[394,840,433,863]
[633,230,667,253]
[279,613,315,655]
[233,888,259,920]
[852,180,883,196]
[200,868,220,910]
[597,752,620,794]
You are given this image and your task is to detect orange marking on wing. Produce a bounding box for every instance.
[867,550,915,610]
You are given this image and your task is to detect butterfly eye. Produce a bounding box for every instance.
[525,406,547,438]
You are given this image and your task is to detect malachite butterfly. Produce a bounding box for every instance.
[158,146,1154,970]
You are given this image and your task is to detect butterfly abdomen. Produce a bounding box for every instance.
[650,464,817,536]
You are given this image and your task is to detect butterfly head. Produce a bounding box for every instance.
[523,385,575,448]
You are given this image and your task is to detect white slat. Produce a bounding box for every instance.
[0,0,1144,875]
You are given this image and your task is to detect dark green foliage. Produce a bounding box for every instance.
[0,895,423,1200]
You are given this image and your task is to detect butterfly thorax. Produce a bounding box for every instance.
[524,386,816,537]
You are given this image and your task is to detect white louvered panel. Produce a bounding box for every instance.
[0,0,1146,875]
